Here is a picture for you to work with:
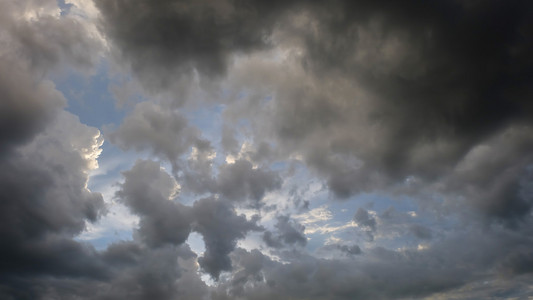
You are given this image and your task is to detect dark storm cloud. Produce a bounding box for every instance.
[443,125,533,221]
[0,1,109,296]
[0,58,65,155]
[96,243,203,300]
[97,0,533,219]
[292,0,533,203]
[220,0,533,221]
[300,0,533,156]
[192,197,263,279]
[93,0,298,90]
[2,154,206,300]
[0,0,103,154]
[3,0,533,299]
[0,112,107,297]
[9,242,208,300]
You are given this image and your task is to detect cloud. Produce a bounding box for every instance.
[3,0,533,299]
[263,215,307,248]
[204,0,533,211]
[214,224,533,300]
[216,159,282,207]
[109,102,204,168]
[0,58,65,155]
[354,207,377,241]
[409,224,432,240]
[97,242,205,300]
[93,0,298,91]
[444,125,533,221]
[116,159,192,247]
[0,110,107,297]
[97,0,533,219]
[0,2,110,296]
[0,0,104,72]
[192,197,262,279]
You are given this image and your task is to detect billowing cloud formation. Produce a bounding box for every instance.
[216,159,282,206]
[110,102,205,168]
[193,197,262,279]
[0,1,107,297]
[116,159,192,247]
[2,0,533,299]
[93,0,292,89]
[116,160,263,279]
[0,58,64,155]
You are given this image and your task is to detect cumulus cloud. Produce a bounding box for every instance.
[0,0,103,72]
[216,159,282,207]
[192,197,263,279]
[0,110,107,297]
[109,102,204,169]
[116,159,192,247]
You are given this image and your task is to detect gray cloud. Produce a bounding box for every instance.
[210,0,533,215]
[116,159,192,247]
[409,224,432,240]
[192,197,262,279]
[0,2,109,296]
[0,0,103,72]
[109,102,204,169]
[214,225,533,300]
[93,0,298,91]
[0,58,65,156]
[3,0,533,299]
[98,0,533,220]
[97,243,204,300]
[316,244,362,258]
[263,215,307,248]
[0,111,107,297]
[18,242,208,300]
[216,159,281,207]
[354,207,377,241]
[442,126,533,221]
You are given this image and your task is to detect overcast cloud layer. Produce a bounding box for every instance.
[1,0,533,299]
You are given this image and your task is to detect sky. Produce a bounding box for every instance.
[1,0,533,299]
